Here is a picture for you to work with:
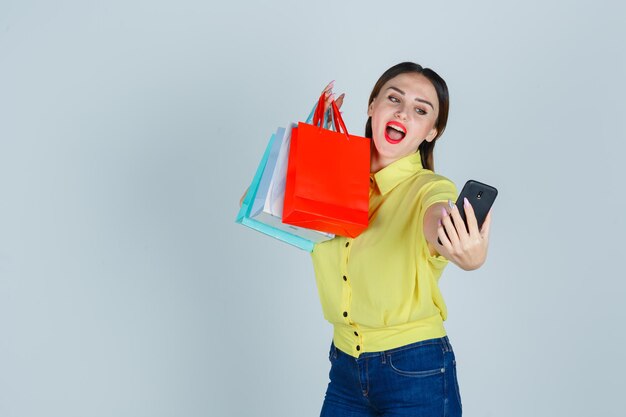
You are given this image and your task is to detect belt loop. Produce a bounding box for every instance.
[381,351,387,364]
[442,336,452,353]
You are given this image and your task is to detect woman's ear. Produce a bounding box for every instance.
[425,127,438,142]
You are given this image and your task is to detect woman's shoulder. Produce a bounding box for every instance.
[405,170,458,206]
[414,169,456,188]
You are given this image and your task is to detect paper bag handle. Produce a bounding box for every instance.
[312,91,350,140]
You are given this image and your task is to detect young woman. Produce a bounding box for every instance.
[239,62,492,416]
[311,62,492,417]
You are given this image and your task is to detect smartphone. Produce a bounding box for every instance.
[437,180,498,245]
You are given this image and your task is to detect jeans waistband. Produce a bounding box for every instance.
[331,336,453,361]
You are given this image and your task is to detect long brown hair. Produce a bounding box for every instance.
[365,62,450,171]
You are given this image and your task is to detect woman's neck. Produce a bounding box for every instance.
[370,150,406,173]
[370,155,393,173]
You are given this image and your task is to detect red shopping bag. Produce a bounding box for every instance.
[282,93,370,238]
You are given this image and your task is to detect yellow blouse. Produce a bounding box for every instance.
[310,152,458,358]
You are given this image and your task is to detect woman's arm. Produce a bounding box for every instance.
[423,199,492,271]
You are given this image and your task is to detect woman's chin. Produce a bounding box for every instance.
[373,136,401,155]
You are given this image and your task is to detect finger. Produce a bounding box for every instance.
[321,82,334,114]
[462,197,480,236]
[447,199,469,241]
[324,93,335,114]
[441,206,460,247]
[335,93,345,110]
[239,187,249,207]
[480,209,492,240]
[437,218,452,249]
[322,80,335,94]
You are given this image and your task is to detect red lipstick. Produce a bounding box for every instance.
[384,121,407,144]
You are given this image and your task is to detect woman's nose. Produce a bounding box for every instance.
[394,110,407,121]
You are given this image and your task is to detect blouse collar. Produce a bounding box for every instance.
[373,152,425,196]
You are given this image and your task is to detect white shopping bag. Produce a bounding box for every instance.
[249,126,286,218]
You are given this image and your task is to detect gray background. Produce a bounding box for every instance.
[1,0,624,416]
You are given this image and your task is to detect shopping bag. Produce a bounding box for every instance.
[236,99,337,251]
[263,103,333,218]
[247,123,334,243]
[260,123,293,217]
[282,93,370,238]
[236,133,323,251]
[249,125,287,218]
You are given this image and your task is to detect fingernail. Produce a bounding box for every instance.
[325,80,335,90]
[448,200,455,210]
[438,219,442,226]
[464,197,470,207]
[441,207,447,218]
[339,93,345,99]
[330,93,336,100]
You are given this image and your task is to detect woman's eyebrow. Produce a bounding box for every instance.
[387,86,434,110]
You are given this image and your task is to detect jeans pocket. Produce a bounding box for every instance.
[387,343,445,378]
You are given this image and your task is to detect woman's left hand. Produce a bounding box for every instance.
[438,198,492,271]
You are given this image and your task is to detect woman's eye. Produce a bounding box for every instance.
[388,95,400,103]
[415,108,427,115]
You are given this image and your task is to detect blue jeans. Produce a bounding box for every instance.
[320,336,462,417]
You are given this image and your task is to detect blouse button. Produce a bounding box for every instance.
[343,275,347,281]
[356,345,361,351]
[354,331,358,336]
[343,311,348,317]
[345,242,350,248]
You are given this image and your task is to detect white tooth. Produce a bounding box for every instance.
[389,125,405,134]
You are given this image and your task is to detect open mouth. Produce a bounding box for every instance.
[384,121,406,144]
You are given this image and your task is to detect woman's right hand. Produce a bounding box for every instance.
[321,80,345,117]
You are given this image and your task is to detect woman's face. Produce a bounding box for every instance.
[368,72,440,165]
